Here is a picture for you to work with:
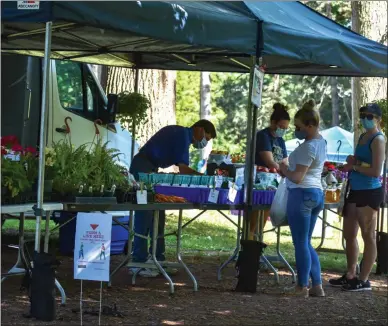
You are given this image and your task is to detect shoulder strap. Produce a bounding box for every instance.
[369,132,384,150]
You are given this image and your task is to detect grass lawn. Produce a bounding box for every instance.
[2,208,375,273]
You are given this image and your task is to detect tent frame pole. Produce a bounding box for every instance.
[242,56,259,240]
[130,68,140,161]
[34,21,52,253]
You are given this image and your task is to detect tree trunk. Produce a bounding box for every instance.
[200,72,212,160]
[352,1,388,145]
[105,68,177,145]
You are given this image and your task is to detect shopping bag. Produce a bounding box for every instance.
[269,178,288,226]
[338,178,350,217]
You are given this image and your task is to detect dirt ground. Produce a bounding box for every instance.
[1,247,387,326]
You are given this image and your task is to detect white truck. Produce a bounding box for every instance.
[2,54,136,255]
[1,54,136,165]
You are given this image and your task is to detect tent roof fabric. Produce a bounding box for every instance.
[2,1,387,76]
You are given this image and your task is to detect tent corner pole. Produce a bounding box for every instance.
[130,68,140,161]
[243,56,259,240]
[35,21,52,253]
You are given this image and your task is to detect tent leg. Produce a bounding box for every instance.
[130,68,140,161]
[242,56,259,239]
[35,21,52,253]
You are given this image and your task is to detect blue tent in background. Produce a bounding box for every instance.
[2,1,387,76]
[286,126,354,163]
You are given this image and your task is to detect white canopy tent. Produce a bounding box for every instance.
[286,126,354,163]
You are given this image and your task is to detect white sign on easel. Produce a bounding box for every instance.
[251,66,264,108]
[74,212,112,282]
[74,212,112,326]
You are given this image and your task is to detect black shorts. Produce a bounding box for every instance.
[346,187,384,211]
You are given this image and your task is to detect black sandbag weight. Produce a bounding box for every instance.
[235,240,267,293]
[29,251,60,321]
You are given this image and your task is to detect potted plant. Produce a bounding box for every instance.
[117,91,150,158]
[86,139,126,197]
[52,140,91,200]
[1,136,32,203]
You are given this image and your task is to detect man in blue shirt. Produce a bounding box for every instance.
[130,119,217,277]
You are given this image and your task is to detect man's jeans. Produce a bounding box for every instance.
[130,154,165,262]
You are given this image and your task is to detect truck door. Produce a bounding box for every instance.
[50,60,134,168]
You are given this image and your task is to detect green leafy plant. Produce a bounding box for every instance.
[52,140,91,195]
[117,91,150,130]
[375,98,387,133]
[86,139,126,192]
[1,157,31,197]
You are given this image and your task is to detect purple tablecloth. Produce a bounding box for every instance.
[154,186,275,205]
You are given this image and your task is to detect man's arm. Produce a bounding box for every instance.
[178,163,202,175]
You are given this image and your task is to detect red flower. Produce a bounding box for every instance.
[24,146,37,155]
[1,135,19,147]
[11,144,24,152]
[1,147,7,156]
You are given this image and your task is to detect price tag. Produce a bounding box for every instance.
[228,186,238,203]
[208,189,219,204]
[136,183,147,204]
[215,176,223,188]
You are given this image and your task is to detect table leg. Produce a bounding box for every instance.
[1,213,27,281]
[217,211,241,281]
[316,208,327,251]
[258,210,280,284]
[276,227,296,283]
[109,212,133,286]
[151,210,174,294]
[176,210,198,291]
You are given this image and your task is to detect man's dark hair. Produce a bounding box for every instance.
[191,119,217,138]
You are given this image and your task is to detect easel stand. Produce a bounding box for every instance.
[79,280,103,326]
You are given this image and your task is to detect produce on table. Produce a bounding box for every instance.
[155,194,186,203]
[231,153,245,163]
[256,165,278,174]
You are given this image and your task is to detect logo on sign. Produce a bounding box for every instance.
[90,224,99,230]
[17,1,40,10]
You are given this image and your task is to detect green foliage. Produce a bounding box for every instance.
[52,141,91,194]
[87,139,126,190]
[51,139,126,195]
[1,157,31,197]
[117,91,151,130]
[375,98,387,133]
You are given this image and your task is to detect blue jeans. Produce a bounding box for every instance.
[130,154,165,262]
[287,188,324,287]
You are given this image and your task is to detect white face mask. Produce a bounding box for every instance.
[275,128,287,138]
[193,137,208,149]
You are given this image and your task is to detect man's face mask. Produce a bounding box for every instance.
[193,137,208,149]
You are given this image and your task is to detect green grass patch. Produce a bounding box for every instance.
[2,209,371,273]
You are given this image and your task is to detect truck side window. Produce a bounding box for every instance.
[56,60,106,121]
[56,61,83,111]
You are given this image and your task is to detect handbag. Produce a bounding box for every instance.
[338,174,351,217]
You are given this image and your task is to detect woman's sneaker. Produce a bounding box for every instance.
[329,274,348,287]
[342,278,372,292]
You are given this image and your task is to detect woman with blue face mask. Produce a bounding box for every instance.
[329,103,386,292]
[250,103,290,240]
[279,99,327,298]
